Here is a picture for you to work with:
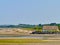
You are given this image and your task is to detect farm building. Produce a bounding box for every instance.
[42,26,59,32]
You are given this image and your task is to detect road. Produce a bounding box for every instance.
[0,34,59,40]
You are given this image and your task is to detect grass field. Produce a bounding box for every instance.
[0,39,59,45]
[0,39,60,45]
[0,39,48,43]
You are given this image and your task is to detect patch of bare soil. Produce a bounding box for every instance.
[0,43,60,45]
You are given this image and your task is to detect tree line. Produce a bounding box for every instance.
[0,23,60,30]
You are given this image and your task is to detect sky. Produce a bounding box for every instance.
[0,0,60,25]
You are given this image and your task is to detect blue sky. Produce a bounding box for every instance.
[0,0,60,25]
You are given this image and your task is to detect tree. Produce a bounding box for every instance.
[38,24,41,26]
[50,23,56,26]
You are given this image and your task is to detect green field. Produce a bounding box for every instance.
[0,39,59,45]
[0,39,48,43]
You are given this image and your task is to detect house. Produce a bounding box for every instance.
[42,26,59,32]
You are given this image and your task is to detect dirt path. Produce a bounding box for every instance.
[0,43,60,45]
